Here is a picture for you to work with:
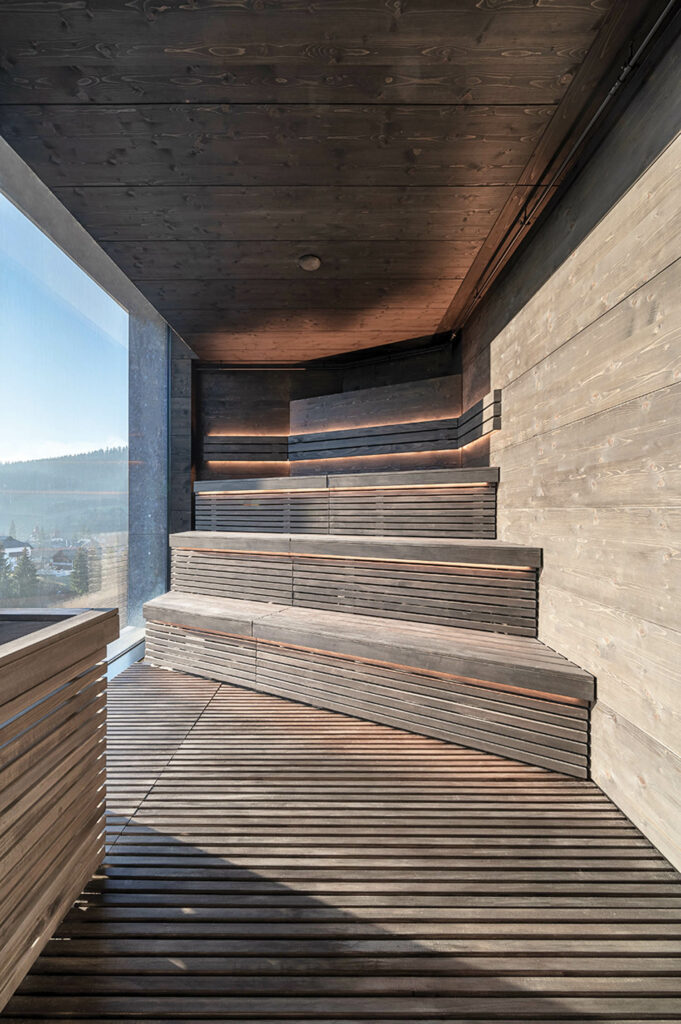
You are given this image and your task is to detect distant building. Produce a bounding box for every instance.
[51,549,74,570]
[0,536,33,562]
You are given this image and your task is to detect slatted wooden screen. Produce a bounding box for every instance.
[171,548,537,636]
[195,483,498,538]
[0,608,118,1012]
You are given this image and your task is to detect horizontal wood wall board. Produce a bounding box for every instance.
[493,258,681,453]
[535,583,681,788]
[494,381,681,509]
[464,128,681,867]
[483,135,681,401]
[289,417,461,446]
[502,505,681,641]
[591,703,681,876]
[290,375,461,434]
[457,390,501,428]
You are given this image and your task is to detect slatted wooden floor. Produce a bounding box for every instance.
[4,661,681,1021]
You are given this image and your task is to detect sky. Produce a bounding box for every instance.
[0,192,129,464]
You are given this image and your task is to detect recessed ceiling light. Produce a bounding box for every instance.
[298,254,322,272]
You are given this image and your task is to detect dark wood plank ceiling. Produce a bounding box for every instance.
[0,0,645,363]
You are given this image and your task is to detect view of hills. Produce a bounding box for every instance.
[0,447,128,539]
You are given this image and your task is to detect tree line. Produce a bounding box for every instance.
[0,545,90,600]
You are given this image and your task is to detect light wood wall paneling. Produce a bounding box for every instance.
[0,608,119,1012]
[461,128,681,867]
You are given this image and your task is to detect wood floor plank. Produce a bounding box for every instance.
[3,662,680,1021]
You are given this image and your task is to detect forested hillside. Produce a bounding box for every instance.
[0,447,128,538]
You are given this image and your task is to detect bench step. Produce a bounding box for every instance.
[194,469,499,539]
[143,593,594,778]
[169,532,540,638]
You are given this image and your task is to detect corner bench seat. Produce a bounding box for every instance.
[144,592,594,777]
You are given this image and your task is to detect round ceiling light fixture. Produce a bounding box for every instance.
[298,253,322,272]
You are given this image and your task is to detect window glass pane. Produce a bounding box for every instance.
[0,193,129,626]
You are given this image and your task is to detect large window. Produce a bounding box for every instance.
[0,193,129,624]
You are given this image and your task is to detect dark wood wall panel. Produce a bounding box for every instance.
[203,436,289,463]
[201,389,499,474]
[290,375,461,433]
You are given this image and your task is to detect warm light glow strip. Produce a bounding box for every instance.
[205,461,291,467]
[290,450,463,464]
[173,545,534,571]
[206,420,459,439]
[150,617,588,708]
[195,482,493,495]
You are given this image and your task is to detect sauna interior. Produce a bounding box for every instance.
[0,0,680,1019]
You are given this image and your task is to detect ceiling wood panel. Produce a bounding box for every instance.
[138,278,459,312]
[188,328,445,364]
[167,307,440,336]
[0,0,630,363]
[50,186,518,241]
[98,239,478,281]
[0,103,554,187]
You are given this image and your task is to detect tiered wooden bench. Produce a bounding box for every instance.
[194,468,499,538]
[148,468,595,779]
